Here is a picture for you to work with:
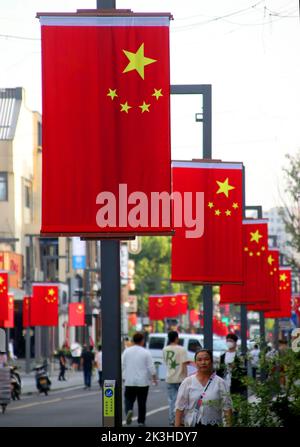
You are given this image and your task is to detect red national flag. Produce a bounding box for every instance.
[0,272,9,321]
[220,220,269,304]
[265,268,292,318]
[148,295,170,320]
[30,284,59,326]
[0,294,14,328]
[171,161,243,284]
[293,294,300,318]
[68,302,85,327]
[189,309,199,325]
[22,296,31,328]
[176,293,188,315]
[167,295,180,318]
[247,249,281,312]
[39,12,172,236]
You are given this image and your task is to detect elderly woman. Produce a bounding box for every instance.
[175,349,233,427]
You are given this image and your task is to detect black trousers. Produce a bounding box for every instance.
[124,386,149,424]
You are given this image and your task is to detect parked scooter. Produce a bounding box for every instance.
[10,366,21,400]
[33,362,51,396]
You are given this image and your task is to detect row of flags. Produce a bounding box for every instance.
[148,293,188,320]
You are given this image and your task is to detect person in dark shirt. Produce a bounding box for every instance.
[80,345,95,390]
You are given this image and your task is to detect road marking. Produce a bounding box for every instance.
[10,398,62,411]
[65,391,99,400]
[122,405,168,425]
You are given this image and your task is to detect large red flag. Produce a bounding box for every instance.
[0,272,9,321]
[30,284,59,326]
[176,293,188,315]
[167,295,180,318]
[171,161,243,284]
[68,302,85,327]
[22,296,31,328]
[220,220,269,304]
[0,294,14,328]
[39,12,172,236]
[265,268,292,318]
[247,249,281,312]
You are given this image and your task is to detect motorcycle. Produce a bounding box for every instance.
[33,363,51,396]
[10,366,21,400]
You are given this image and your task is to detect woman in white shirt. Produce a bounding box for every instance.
[175,349,232,427]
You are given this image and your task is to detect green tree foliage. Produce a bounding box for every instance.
[132,236,202,317]
[280,151,300,268]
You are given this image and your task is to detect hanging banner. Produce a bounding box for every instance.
[22,296,31,328]
[265,268,292,318]
[0,272,9,321]
[30,284,59,326]
[171,161,243,284]
[0,294,14,328]
[39,11,172,236]
[68,302,85,327]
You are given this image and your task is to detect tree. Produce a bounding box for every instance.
[280,151,300,269]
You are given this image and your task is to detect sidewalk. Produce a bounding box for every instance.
[9,359,88,395]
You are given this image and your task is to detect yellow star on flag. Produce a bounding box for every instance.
[244,247,249,252]
[208,202,214,208]
[48,289,55,296]
[215,209,221,216]
[123,43,157,80]
[152,88,163,100]
[250,230,263,244]
[232,202,239,209]
[225,210,231,216]
[261,246,266,251]
[256,252,261,256]
[139,101,151,113]
[107,88,118,100]
[249,252,254,257]
[280,273,287,282]
[0,277,4,285]
[216,178,235,198]
[268,255,274,265]
[120,102,132,114]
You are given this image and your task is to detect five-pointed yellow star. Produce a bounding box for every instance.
[48,288,55,296]
[123,43,157,80]
[249,252,254,256]
[225,209,231,216]
[152,88,163,100]
[120,102,132,113]
[215,209,221,216]
[268,255,274,265]
[261,246,266,251]
[139,101,151,113]
[107,88,118,100]
[208,202,214,208]
[280,273,287,282]
[256,252,261,256]
[0,277,4,285]
[216,178,235,198]
[232,202,239,209]
[244,247,249,251]
[250,230,263,244]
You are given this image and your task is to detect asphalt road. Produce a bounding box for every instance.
[0,381,169,427]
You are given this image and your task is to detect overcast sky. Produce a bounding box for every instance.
[0,0,299,211]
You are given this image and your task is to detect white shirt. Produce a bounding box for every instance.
[163,344,188,384]
[95,351,102,371]
[224,351,236,389]
[249,348,260,367]
[175,374,232,427]
[122,345,155,387]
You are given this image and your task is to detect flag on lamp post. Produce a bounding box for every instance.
[0,294,14,328]
[171,161,244,284]
[0,272,9,321]
[265,268,292,318]
[39,12,172,236]
[176,293,188,315]
[148,295,170,320]
[30,284,59,326]
[22,296,31,328]
[68,302,85,327]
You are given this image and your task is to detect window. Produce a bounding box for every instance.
[37,121,42,148]
[149,337,165,350]
[25,185,31,208]
[188,339,202,353]
[0,173,8,201]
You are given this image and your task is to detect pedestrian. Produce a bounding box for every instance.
[163,330,189,426]
[0,351,8,368]
[249,344,260,379]
[80,345,95,390]
[175,349,232,427]
[217,333,247,396]
[70,342,82,371]
[122,332,157,427]
[95,344,102,388]
[58,346,67,381]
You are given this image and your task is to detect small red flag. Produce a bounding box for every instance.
[265,268,292,318]
[68,302,85,327]
[0,294,14,328]
[171,161,243,284]
[0,272,9,321]
[148,295,170,320]
[189,309,199,325]
[22,296,31,328]
[40,13,172,236]
[176,293,188,315]
[30,284,59,326]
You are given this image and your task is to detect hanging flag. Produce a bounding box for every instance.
[171,161,244,284]
[68,302,85,327]
[0,272,9,321]
[0,294,14,328]
[149,295,169,320]
[168,295,180,318]
[22,296,31,328]
[39,11,172,236]
[220,220,269,304]
[30,284,59,326]
[247,249,281,312]
[189,309,199,325]
[265,268,292,318]
[176,293,188,315]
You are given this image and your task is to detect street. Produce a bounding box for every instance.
[0,381,169,427]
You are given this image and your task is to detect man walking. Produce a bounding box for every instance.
[80,345,95,390]
[122,332,157,427]
[249,344,260,379]
[163,331,189,426]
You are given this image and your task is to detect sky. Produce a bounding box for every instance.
[0,0,299,211]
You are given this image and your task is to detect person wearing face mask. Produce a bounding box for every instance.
[217,333,247,397]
